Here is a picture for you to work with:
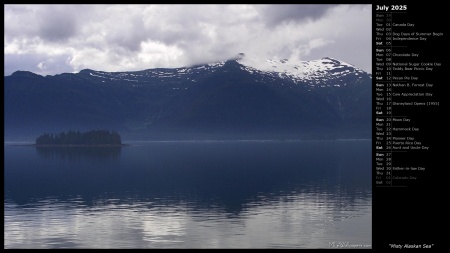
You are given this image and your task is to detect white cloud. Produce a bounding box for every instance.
[4,4,372,76]
[37,62,45,70]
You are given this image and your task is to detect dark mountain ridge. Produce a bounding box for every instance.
[4,56,371,141]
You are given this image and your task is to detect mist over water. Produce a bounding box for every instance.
[4,140,371,248]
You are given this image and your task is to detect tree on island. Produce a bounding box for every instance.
[35,130,122,145]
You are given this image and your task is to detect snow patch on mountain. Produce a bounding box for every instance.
[236,53,369,85]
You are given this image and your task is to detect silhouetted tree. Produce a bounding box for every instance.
[35,130,122,145]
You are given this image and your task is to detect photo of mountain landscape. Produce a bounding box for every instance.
[5,54,371,140]
[4,4,372,249]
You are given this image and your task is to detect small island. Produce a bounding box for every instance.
[35,130,124,146]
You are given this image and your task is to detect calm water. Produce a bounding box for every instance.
[4,140,372,249]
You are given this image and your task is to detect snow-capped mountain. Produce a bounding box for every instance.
[75,53,370,88]
[236,54,369,87]
[4,55,371,140]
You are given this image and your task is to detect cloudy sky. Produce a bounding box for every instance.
[4,4,372,76]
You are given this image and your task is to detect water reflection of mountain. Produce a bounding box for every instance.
[6,141,371,217]
[35,146,122,161]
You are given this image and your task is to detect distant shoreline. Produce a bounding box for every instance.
[5,139,371,146]
[5,143,130,147]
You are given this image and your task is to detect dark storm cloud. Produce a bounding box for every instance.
[105,15,148,52]
[37,6,79,42]
[256,4,336,27]
[4,5,91,43]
